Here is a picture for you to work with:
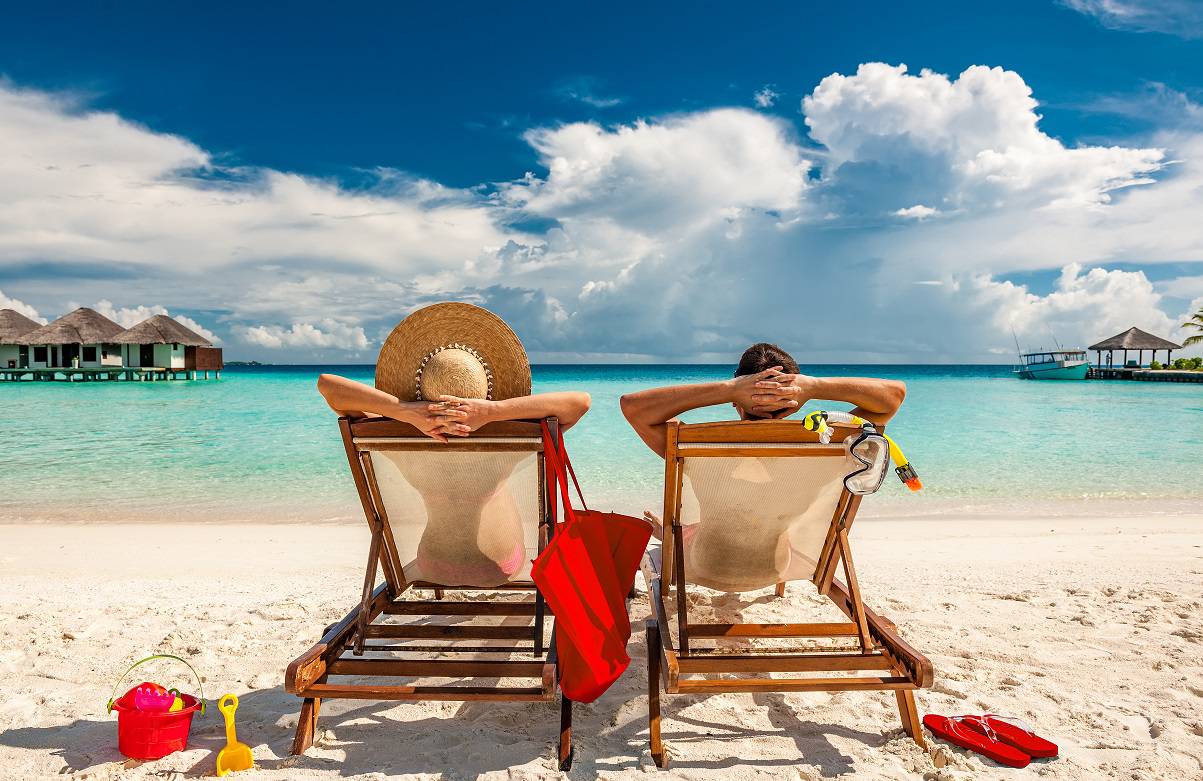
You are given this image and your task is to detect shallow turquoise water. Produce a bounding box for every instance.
[1,365,1200,522]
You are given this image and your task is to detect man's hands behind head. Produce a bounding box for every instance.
[730,367,817,419]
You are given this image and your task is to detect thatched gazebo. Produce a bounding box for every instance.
[16,307,126,369]
[113,313,222,373]
[0,308,42,368]
[1088,327,1182,369]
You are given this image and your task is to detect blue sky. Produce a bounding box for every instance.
[2,2,1194,185]
[1,1,1202,361]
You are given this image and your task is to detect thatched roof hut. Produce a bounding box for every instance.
[1089,327,1182,367]
[1088,327,1182,352]
[113,314,212,347]
[0,309,41,344]
[16,307,125,345]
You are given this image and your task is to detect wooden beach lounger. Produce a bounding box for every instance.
[285,416,574,769]
[643,420,933,767]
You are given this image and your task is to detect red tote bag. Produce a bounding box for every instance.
[531,423,653,703]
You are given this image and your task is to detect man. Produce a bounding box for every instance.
[620,342,906,459]
[620,343,907,590]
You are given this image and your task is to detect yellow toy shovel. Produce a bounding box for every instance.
[215,694,253,776]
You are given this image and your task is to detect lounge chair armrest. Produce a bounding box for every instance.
[640,547,662,589]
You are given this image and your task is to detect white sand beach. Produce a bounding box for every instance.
[2,515,1201,781]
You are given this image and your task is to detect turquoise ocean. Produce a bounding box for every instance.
[1,364,1200,523]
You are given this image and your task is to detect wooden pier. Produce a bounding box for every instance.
[1087,367,1203,383]
[0,367,220,382]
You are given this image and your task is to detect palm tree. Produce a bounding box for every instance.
[1185,307,1203,347]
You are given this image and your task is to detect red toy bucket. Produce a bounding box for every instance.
[106,654,206,760]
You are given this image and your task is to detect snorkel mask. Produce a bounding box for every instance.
[802,410,923,496]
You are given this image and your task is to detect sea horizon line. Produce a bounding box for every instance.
[223,361,1018,368]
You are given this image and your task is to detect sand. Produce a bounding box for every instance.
[1,516,1201,780]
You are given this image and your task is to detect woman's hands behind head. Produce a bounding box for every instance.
[412,401,472,442]
[436,395,496,434]
[420,392,591,440]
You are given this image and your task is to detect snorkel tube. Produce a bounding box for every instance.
[802,410,923,492]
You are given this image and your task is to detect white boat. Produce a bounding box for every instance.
[1014,350,1090,380]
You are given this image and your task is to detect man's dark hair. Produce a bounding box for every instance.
[735,342,799,377]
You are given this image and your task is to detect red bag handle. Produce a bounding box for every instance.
[541,422,575,530]
[555,428,589,512]
[541,421,590,528]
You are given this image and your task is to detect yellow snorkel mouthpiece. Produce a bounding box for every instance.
[885,435,923,492]
[802,410,830,438]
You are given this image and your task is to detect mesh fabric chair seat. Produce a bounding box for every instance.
[643,419,933,768]
[285,416,574,769]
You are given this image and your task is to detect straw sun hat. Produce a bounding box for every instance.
[375,302,531,402]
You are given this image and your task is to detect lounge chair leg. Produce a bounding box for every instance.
[433,588,444,600]
[647,621,667,768]
[534,592,545,657]
[774,581,786,598]
[895,690,925,749]
[291,696,321,755]
[558,693,574,770]
[354,518,384,656]
[837,529,873,652]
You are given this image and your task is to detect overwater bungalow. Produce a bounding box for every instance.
[15,307,126,370]
[1,307,223,382]
[0,308,43,369]
[112,313,223,376]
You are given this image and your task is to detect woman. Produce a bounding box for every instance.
[318,303,590,586]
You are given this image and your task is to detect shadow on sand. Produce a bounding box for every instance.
[1,585,891,779]
[0,684,569,778]
[0,683,885,778]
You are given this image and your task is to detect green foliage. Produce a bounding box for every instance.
[1173,358,1188,370]
[1149,360,1162,370]
[1191,357,1203,371]
[1184,308,1203,347]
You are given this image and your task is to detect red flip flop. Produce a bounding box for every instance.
[922,714,1031,768]
[961,714,1058,759]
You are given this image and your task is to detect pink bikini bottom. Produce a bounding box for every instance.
[415,543,526,586]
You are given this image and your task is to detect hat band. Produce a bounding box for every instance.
[414,343,495,401]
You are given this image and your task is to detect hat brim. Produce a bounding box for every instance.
[376,302,531,401]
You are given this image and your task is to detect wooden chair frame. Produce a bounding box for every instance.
[285,416,574,770]
[644,420,933,768]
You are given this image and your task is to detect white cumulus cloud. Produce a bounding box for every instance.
[804,63,1166,213]
[0,63,1201,362]
[87,300,220,343]
[0,81,511,287]
[174,315,220,345]
[508,109,811,233]
[238,320,369,350]
[89,300,168,328]
[969,263,1179,348]
[0,288,46,323]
